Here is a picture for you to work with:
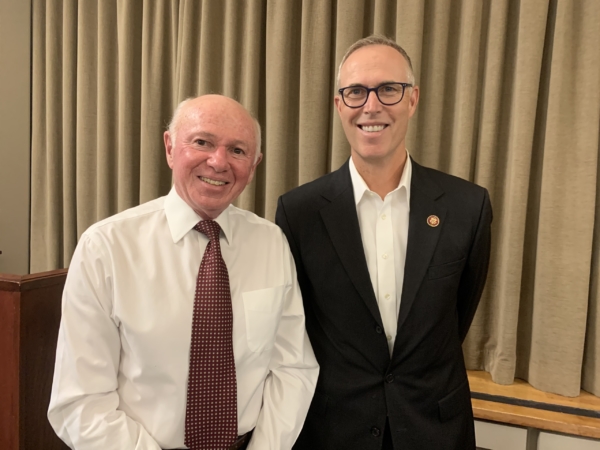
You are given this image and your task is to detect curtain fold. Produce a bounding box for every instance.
[31,0,600,397]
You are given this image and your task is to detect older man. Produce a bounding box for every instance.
[49,95,318,450]
[276,36,492,450]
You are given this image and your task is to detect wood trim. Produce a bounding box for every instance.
[0,274,23,291]
[0,290,20,449]
[19,269,67,291]
[0,269,67,292]
[469,370,600,439]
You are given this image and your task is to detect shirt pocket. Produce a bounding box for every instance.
[242,285,285,353]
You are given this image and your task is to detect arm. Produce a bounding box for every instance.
[275,196,299,262]
[48,234,161,450]
[456,188,493,342]
[247,230,319,450]
[275,196,308,287]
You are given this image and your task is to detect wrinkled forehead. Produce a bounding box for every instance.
[180,100,257,146]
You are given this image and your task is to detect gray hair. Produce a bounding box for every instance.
[336,35,416,88]
[167,96,262,163]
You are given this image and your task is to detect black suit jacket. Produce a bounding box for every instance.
[276,158,492,450]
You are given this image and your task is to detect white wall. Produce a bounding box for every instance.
[475,420,600,450]
[538,432,600,450]
[476,420,528,450]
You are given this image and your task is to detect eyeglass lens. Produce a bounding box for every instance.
[342,84,406,107]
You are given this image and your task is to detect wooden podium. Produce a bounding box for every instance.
[0,270,70,449]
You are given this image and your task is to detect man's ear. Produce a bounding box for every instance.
[247,152,263,184]
[408,86,420,118]
[164,131,174,169]
[334,95,342,114]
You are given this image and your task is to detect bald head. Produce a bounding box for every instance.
[167,95,262,162]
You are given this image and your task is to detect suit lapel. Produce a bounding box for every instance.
[319,161,383,327]
[397,160,446,332]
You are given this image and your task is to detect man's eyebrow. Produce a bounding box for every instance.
[344,80,399,87]
[193,131,217,140]
[193,131,249,148]
[229,139,249,149]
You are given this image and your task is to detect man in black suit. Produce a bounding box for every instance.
[275,35,492,450]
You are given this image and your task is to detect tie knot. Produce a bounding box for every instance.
[194,220,222,242]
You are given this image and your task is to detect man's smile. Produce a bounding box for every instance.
[358,124,388,132]
[199,176,228,186]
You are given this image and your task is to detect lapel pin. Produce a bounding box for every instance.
[427,215,440,227]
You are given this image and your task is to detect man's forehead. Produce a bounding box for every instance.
[341,45,408,80]
[179,107,255,146]
[182,102,251,128]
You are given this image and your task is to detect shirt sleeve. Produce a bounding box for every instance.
[246,236,319,450]
[47,233,162,450]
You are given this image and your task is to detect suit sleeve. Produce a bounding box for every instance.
[456,189,493,342]
[275,196,308,288]
[48,234,161,450]
[275,196,297,258]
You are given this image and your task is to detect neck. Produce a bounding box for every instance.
[352,149,407,199]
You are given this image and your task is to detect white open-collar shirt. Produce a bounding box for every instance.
[349,154,412,354]
[48,188,319,450]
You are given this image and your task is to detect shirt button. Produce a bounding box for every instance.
[387,335,392,341]
[381,214,387,220]
[382,253,388,259]
[386,373,395,383]
[371,427,381,437]
[385,293,391,300]
[375,326,383,334]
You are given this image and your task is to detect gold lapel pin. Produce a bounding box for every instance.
[427,215,440,227]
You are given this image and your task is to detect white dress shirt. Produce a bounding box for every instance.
[349,155,411,354]
[48,188,319,450]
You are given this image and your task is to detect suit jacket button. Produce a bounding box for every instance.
[386,373,395,383]
[371,427,381,437]
[375,326,383,334]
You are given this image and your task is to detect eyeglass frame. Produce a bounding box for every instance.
[337,82,413,108]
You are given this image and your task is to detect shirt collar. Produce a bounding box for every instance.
[349,151,412,206]
[164,187,232,245]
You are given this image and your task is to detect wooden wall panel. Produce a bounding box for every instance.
[0,288,20,449]
[0,270,68,450]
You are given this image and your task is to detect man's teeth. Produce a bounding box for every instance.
[200,177,226,186]
[361,125,385,132]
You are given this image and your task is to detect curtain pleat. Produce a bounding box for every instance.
[138,0,178,203]
[465,0,551,384]
[30,0,600,397]
[61,0,78,265]
[233,0,264,215]
[264,0,303,219]
[522,0,600,396]
[297,0,333,185]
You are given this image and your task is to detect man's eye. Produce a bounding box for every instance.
[348,88,365,97]
[195,139,207,146]
[233,148,246,155]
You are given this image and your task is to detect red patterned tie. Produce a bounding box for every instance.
[185,220,237,449]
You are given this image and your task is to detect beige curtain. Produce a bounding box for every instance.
[31,0,600,397]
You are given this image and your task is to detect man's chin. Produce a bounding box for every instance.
[188,196,231,220]
[352,148,390,162]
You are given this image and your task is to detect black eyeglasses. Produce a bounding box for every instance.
[338,82,413,108]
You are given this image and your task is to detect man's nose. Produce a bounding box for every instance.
[207,147,229,171]
[362,90,382,113]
